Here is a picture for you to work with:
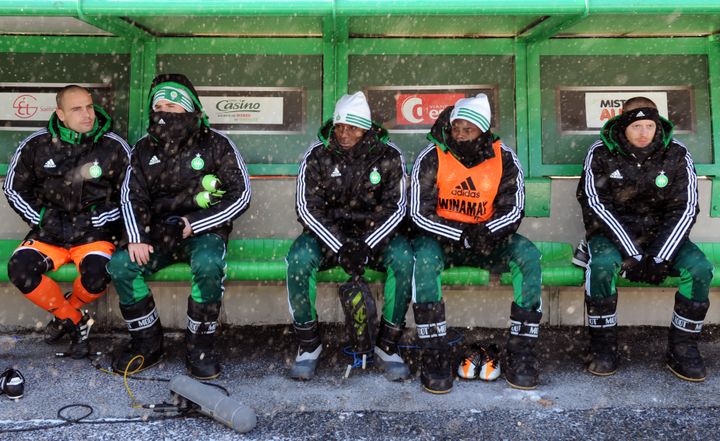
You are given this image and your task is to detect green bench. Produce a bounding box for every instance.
[0,239,716,288]
[0,239,573,286]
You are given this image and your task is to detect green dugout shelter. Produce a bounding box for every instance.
[0,0,719,215]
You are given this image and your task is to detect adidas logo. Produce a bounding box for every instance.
[609,169,623,179]
[43,159,56,168]
[149,155,161,166]
[330,167,341,178]
[454,176,476,191]
[158,118,166,125]
[636,111,645,117]
[451,176,481,198]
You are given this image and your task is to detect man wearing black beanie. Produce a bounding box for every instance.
[577,96,712,382]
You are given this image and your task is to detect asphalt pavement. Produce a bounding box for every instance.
[1,324,720,440]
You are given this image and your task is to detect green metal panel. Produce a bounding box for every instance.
[2,0,720,18]
[588,1,720,14]
[321,16,336,121]
[526,39,544,177]
[348,38,515,55]
[535,37,710,55]
[514,40,529,175]
[0,35,128,53]
[77,1,334,16]
[128,16,323,36]
[525,177,551,217]
[558,14,720,37]
[335,0,587,16]
[128,38,157,143]
[334,17,349,101]
[247,164,299,176]
[517,14,587,42]
[708,37,720,177]
[347,15,541,37]
[81,16,152,40]
[155,37,323,54]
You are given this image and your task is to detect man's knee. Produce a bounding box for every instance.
[286,239,321,276]
[106,250,138,281]
[191,249,225,278]
[79,254,112,294]
[8,249,50,294]
[588,253,618,277]
[385,237,414,276]
[686,257,714,285]
[412,239,444,274]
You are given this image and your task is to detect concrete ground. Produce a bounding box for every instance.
[1,324,720,440]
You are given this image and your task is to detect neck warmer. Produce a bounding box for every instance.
[148,111,201,145]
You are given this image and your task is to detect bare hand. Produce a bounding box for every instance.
[128,243,154,266]
[181,217,192,239]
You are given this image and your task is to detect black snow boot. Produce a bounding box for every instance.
[186,298,222,380]
[505,302,542,390]
[112,296,164,374]
[374,319,410,381]
[289,320,322,380]
[586,295,618,376]
[413,301,453,394]
[61,311,93,359]
[667,293,709,382]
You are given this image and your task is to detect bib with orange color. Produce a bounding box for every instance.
[435,141,503,223]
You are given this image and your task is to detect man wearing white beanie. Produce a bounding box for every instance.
[410,93,543,392]
[287,92,413,382]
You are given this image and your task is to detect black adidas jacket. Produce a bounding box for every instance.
[410,106,524,244]
[295,120,406,253]
[121,74,251,247]
[577,115,698,262]
[4,108,130,247]
[122,127,251,246]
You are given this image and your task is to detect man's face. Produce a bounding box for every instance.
[153,99,187,113]
[624,119,657,149]
[56,89,95,134]
[334,123,366,150]
[451,119,482,143]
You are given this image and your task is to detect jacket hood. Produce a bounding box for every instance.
[48,105,112,145]
[147,73,210,128]
[316,118,390,149]
[600,113,674,154]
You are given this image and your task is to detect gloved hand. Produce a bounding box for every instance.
[620,255,645,282]
[337,239,371,276]
[643,256,671,285]
[460,224,494,257]
[151,215,185,250]
[201,174,226,196]
[195,191,223,209]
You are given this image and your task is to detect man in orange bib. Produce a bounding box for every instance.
[410,94,542,392]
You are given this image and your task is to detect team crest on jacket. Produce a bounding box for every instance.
[191,153,205,170]
[88,161,102,178]
[369,167,381,185]
[655,171,668,188]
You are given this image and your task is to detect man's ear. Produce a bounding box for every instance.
[55,108,65,123]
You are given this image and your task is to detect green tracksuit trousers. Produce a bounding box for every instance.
[107,233,227,306]
[412,233,542,310]
[286,232,414,325]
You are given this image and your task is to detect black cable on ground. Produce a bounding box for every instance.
[0,352,230,434]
